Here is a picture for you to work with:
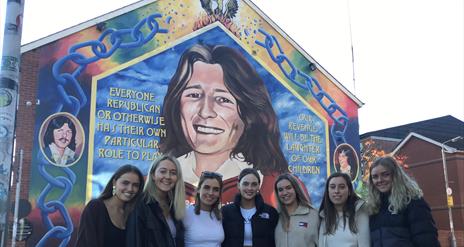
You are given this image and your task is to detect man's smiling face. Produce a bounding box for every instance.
[179,61,244,155]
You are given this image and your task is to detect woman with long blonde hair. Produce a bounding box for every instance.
[367,156,439,246]
[126,154,186,247]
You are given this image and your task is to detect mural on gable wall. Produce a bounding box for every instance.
[26,0,361,245]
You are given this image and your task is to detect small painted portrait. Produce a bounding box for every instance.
[333,144,359,181]
[40,113,85,167]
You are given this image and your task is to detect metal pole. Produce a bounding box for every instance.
[11,149,22,247]
[0,0,24,246]
[441,136,462,247]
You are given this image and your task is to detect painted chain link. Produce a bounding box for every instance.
[36,14,169,246]
[255,29,349,145]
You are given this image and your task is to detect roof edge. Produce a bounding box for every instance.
[391,132,458,155]
[360,115,463,136]
[360,135,402,142]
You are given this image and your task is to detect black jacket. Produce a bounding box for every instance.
[221,193,278,247]
[75,199,125,247]
[126,196,184,247]
[369,194,440,247]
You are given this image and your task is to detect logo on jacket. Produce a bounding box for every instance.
[259,213,269,219]
[298,222,308,228]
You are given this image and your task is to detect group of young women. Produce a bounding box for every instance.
[75,154,440,247]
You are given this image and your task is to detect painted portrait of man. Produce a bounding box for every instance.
[42,115,79,166]
[160,44,288,203]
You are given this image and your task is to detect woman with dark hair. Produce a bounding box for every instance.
[318,172,369,247]
[126,154,186,247]
[274,173,319,247]
[75,164,144,247]
[184,171,224,246]
[160,44,287,203]
[43,115,78,166]
[221,168,278,247]
[368,156,439,247]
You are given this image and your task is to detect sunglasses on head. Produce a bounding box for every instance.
[201,171,223,179]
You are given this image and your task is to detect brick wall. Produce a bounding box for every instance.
[438,230,464,247]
